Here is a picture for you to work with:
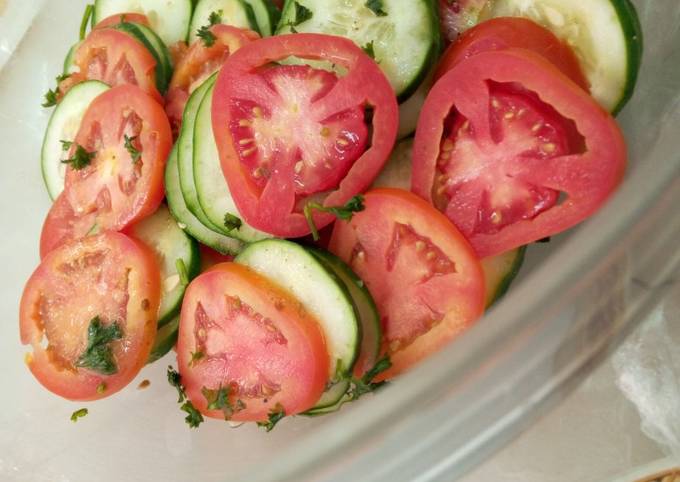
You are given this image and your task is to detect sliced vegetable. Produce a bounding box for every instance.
[329,188,486,380]
[412,49,627,258]
[148,316,180,363]
[165,145,244,255]
[243,0,280,36]
[212,33,398,237]
[189,0,258,43]
[276,0,440,100]
[235,239,360,402]
[481,246,526,307]
[177,262,329,421]
[93,0,193,46]
[41,80,110,200]
[127,205,201,326]
[20,232,160,400]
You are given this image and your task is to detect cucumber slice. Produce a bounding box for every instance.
[235,239,360,392]
[482,0,643,113]
[93,0,193,46]
[148,315,179,363]
[166,144,244,255]
[177,75,226,234]
[481,246,526,308]
[189,0,258,42]
[372,138,413,190]
[194,84,271,242]
[243,0,280,36]
[41,81,110,200]
[276,0,440,100]
[63,41,82,75]
[128,205,200,327]
[113,22,174,94]
[397,69,434,139]
[308,248,381,377]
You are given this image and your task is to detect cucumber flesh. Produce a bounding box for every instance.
[193,84,271,243]
[189,0,258,42]
[63,41,82,75]
[166,145,244,255]
[482,0,642,113]
[94,0,193,46]
[481,246,526,308]
[372,138,413,191]
[177,75,226,234]
[114,22,173,94]
[397,69,433,139]
[148,316,179,363]
[243,0,280,36]
[41,81,110,200]
[276,0,439,100]
[235,239,360,388]
[128,205,200,327]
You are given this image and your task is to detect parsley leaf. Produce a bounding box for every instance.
[61,144,96,170]
[189,351,205,366]
[223,213,242,232]
[347,355,391,400]
[291,2,313,26]
[202,385,236,420]
[362,41,376,60]
[96,382,107,394]
[196,10,223,47]
[175,258,190,286]
[75,316,123,375]
[257,403,285,432]
[60,140,73,151]
[167,365,185,403]
[181,401,204,428]
[70,408,88,422]
[304,195,365,241]
[124,134,142,164]
[365,0,388,16]
[42,88,59,108]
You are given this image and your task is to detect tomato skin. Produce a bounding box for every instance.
[41,85,171,258]
[165,25,259,136]
[60,28,161,102]
[94,13,151,29]
[413,49,627,258]
[212,33,398,238]
[20,232,160,401]
[435,17,589,91]
[177,263,329,421]
[329,188,485,380]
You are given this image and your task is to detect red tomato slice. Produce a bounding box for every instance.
[20,232,160,401]
[435,17,589,91]
[40,85,171,258]
[412,49,627,258]
[329,188,485,380]
[94,12,151,29]
[212,33,398,238]
[59,28,161,102]
[165,25,259,136]
[177,263,328,422]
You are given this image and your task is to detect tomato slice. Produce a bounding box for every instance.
[212,33,398,238]
[40,85,171,258]
[412,49,627,258]
[435,17,589,91]
[165,25,259,136]
[59,27,161,102]
[329,188,485,380]
[177,263,328,422]
[94,12,151,29]
[20,232,160,401]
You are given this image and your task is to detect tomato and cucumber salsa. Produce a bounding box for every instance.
[22,0,637,431]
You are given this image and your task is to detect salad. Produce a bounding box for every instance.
[20,0,640,430]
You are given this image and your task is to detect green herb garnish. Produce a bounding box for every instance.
[292,2,313,25]
[96,382,107,394]
[362,41,376,60]
[304,195,365,241]
[70,408,89,422]
[124,134,141,164]
[346,355,391,401]
[257,403,285,432]
[223,213,242,232]
[196,10,223,47]
[365,0,388,16]
[167,366,205,428]
[189,351,205,366]
[42,88,59,108]
[167,365,185,403]
[60,140,73,151]
[61,143,96,170]
[75,316,123,375]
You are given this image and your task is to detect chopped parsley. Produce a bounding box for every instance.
[223,213,242,232]
[42,88,59,108]
[257,403,285,432]
[70,408,89,422]
[196,10,223,47]
[124,134,142,164]
[167,366,205,428]
[75,316,123,375]
[365,0,388,16]
[167,365,185,403]
[189,351,205,366]
[346,355,391,401]
[291,2,313,25]
[96,382,107,394]
[362,40,376,60]
[304,195,365,241]
[60,140,73,151]
[61,143,96,170]
[202,385,239,420]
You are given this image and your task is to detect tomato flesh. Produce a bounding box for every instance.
[229,65,368,196]
[330,188,485,379]
[178,263,328,421]
[20,232,160,401]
